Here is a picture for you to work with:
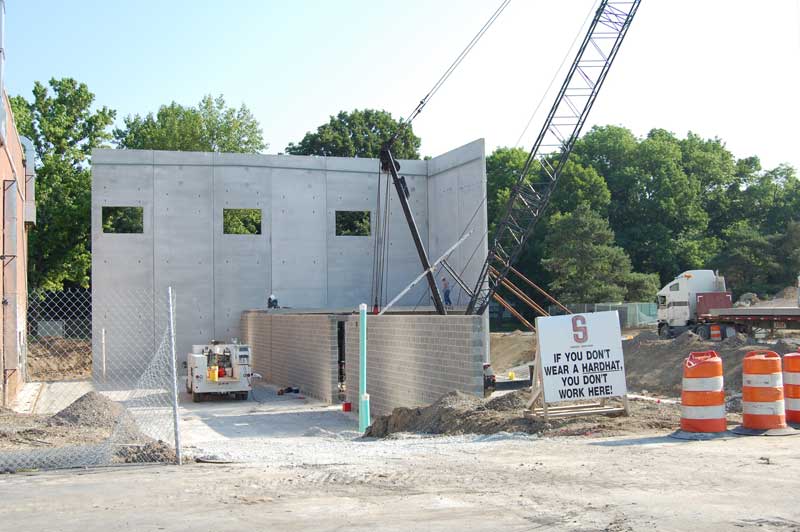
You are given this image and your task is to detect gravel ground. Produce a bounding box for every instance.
[2,406,798,531]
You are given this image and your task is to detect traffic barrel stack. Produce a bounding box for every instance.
[740,350,786,431]
[784,352,800,425]
[679,351,726,433]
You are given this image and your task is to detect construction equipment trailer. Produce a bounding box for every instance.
[656,270,800,339]
[186,341,254,402]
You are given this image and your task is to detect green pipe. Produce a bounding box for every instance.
[358,303,370,432]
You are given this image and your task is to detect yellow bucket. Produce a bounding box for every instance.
[208,365,219,382]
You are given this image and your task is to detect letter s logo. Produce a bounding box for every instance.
[572,315,588,343]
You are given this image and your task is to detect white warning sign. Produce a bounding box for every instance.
[536,311,627,403]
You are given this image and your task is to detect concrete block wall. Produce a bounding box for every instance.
[241,311,338,402]
[345,315,485,417]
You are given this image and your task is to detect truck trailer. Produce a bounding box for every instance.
[656,270,800,339]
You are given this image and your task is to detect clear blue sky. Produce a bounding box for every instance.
[6,1,800,171]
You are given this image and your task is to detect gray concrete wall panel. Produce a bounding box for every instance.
[326,171,376,308]
[92,141,486,372]
[427,139,487,307]
[213,165,271,340]
[153,164,214,361]
[270,168,327,308]
[91,160,156,381]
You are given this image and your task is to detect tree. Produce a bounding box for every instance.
[11,78,116,290]
[711,221,782,297]
[114,95,265,153]
[484,147,612,292]
[573,126,716,283]
[542,204,659,303]
[286,109,420,159]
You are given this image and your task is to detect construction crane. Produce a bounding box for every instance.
[465,0,641,316]
[376,0,641,319]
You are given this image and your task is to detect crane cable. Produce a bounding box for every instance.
[379,0,510,311]
[392,0,511,143]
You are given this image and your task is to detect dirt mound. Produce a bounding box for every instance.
[1,393,176,467]
[366,390,691,438]
[115,440,177,464]
[719,332,748,349]
[27,338,92,381]
[623,330,798,397]
[491,331,536,373]
[485,390,529,411]
[672,331,703,347]
[773,286,798,301]
[49,391,125,429]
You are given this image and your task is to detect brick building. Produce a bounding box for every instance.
[0,89,35,406]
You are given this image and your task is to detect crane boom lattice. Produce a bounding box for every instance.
[466,0,642,316]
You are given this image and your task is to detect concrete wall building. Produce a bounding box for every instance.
[91,140,487,370]
[0,91,36,406]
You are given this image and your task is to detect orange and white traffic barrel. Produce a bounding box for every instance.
[784,352,800,424]
[741,350,786,430]
[710,324,722,341]
[680,350,726,433]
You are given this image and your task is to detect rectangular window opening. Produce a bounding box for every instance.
[223,208,262,235]
[335,210,371,236]
[102,206,143,234]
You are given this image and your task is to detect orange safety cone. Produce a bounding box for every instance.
[734,350,797,436]
[678,351,727,434]
[784,352,800,425]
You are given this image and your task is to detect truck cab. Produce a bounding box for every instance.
[656,270,726,337]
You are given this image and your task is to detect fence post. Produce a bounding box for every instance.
[167,287,182,465]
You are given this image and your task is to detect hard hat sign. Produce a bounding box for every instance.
[536,311,627,404]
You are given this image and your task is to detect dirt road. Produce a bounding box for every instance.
[2,417,799,530]
[2,435,799,531]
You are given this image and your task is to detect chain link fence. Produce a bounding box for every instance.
[0,288,181,472]
[547,302,658,328]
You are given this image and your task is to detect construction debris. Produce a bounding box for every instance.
[365,389,694,438]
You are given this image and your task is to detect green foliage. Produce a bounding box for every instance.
[335,211,371,236]
[711,221,782,296]
[114,95,265,153]
[223,209,262,235]
[101,207,143,234]
[622,272,662,302]
[487,124,799,303]
[286,109,420,159]
[485,147,614,297]
[542,204,655,303]
[11,78,116,290]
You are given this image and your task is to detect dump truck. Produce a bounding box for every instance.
[656,270,800,339]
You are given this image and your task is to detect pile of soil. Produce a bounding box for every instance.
[753,286,798,308]
[366,390,693,438]
[623,331,799,397]
[49,392,127,429]
[27,338,92,381]
[490,331,536,373]
[0,392,175,467]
